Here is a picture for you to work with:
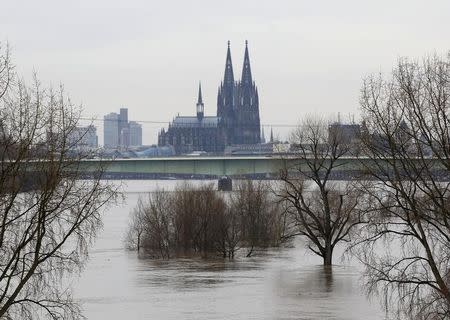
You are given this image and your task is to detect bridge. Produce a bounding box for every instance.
[77,156,374,180]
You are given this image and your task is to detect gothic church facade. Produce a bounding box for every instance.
[158,41,261,154]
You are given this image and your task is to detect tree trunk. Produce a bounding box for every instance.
[323,244,333,266]
[137,233,141,252]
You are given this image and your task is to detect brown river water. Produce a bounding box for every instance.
[72,180,385,319]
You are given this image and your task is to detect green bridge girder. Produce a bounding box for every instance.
[77,156,378,178]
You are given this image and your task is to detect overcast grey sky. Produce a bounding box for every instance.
[2,0,450,144]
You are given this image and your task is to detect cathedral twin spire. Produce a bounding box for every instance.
[194,41,260,145]
[241,40,253,86]
[218,40,261,145]
[222,40,253,88]
[224,41,234,85]
[217,40,258,117]
[197,40,252,120]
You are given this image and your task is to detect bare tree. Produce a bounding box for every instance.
[0,43,13,100]
[171,183,197,254]
[230,180,282,257]
[0,44,116,319]
[126,183,228,258]
[126,189,176,258]
[353,53,450,319]
[195,184,227,256]
[215,204,242,258]
[126,181,283,259]
[125,197,148,253]
[277,116,366,266]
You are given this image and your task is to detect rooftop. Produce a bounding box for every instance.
[172,116,220,128]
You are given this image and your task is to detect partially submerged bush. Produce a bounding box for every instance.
[125,181,283,259]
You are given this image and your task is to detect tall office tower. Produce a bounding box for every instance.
[117,108,130,148]
[118,108,128,137]
[129,121,142,147]
[119,127,130,148]
[104,112,119,148]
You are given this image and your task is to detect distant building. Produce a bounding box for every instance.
[118,108,128,147]
[158,41,261,155]
[224,141,290,155]
[104,112,119,148]
[158,84,223,154]
[129,121,142,147]
[104,108,142,149]
[101,145,175,158]
[224,143,273,155]
[328,122,361,145]
[68,125,98,148]
[119,127,130,148]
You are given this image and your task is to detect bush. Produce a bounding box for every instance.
[125,181,283,259]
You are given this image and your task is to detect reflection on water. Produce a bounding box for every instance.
[73,181,384,320]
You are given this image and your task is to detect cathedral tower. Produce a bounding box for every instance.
[234,40,261,144]
[159,41,262,155]
[196,82,204,121]
[217,41,237,145]
[216,40,261,146]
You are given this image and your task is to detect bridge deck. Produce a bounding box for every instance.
[76,156,379,179]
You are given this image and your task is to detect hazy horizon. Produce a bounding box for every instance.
[2,0,450,145]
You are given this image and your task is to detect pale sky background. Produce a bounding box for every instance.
[2,0,450,145]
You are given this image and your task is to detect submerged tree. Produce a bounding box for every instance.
[126,183,228,258]
[230,180,283,257]
[126,181,283,259]
[353,53,450,319]
[277,116,366,266]
[0,43,116,319]
[125,191,173,257]
[172,183,228,256]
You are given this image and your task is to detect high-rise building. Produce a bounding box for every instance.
[104,108,142,149]
[129,121,142,147]
[158,41,261,154]
[119,127,130,148]
[118,108,128,140]
[104,112,119,148]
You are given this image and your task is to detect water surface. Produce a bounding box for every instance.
[73,180,384,319]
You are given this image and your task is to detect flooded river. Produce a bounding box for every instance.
[73,180,385,319]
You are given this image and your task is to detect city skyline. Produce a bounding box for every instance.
[2,0,450,145]
[104,107,143,148]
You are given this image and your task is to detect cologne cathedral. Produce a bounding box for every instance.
[158,41,261,154]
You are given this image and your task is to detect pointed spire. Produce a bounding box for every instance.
[241,40,252,85]
[197,82,203,105]
[196,81,204,121]
[270,127,274,143]
[224,40,234,85]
